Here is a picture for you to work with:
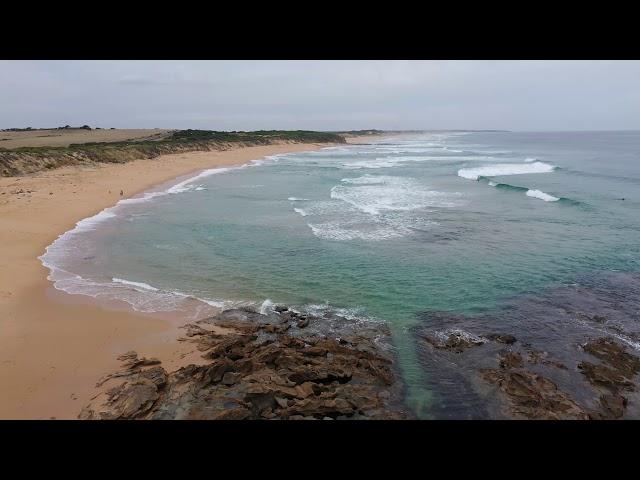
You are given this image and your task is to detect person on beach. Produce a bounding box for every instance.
[120,189,123,196]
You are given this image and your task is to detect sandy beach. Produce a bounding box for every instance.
[0,141,346,419]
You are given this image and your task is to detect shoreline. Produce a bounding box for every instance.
[0,139,362,419]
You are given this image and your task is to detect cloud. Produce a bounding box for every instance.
[1,60,639,131]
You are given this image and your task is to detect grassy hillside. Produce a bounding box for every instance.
[0,130,347,177]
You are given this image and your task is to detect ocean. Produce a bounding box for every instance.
[40,131,640,418]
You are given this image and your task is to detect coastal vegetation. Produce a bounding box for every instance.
[0,129,349,176]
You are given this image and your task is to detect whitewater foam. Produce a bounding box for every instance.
[340,155,500,170]
[45,270,226,318]
[457,161,556,180]
[526,189,560,202]
[112,278,159,292]
[260,299,275,315]
[167,166,237,194]
[307,221,408,241]
[332,175,461,215]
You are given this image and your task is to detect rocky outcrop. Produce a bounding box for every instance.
[413,308,640,420]
[79,307,408,420]
[418,329,486,353]
[578,338,640,419]
[480,351,590,420]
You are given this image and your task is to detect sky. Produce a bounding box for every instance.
[1,60,639,132]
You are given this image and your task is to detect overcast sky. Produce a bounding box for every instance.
[1,60,639,131]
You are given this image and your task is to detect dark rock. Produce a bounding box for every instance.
[221,372,242,386]
[599,394,627,419]
[79,306,407,420]
[486,333,517,345]
[578,362,634,393]
[578,337,640,418]
[420,330,485,353]
[499,351,523,369]
[79,377,161,420]
[481,368,589,420]
[582,338,640,380]
[302,346,327,357]
[139,366,168,388]
[203,358,235,385]
[525,349,568,370]
[212,407,252,420]
[117,351,161,369]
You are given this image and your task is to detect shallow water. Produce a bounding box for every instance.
[41,131,640,418]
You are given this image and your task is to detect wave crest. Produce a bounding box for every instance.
[458,161,556,180]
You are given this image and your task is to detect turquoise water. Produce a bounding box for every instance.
[42,131,640,417]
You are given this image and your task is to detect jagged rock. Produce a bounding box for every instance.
[202,358,235,385]
[282,397,355,419]
[212,407,252,420]
[264,323,290,334]
[599,394,627,419]
[578,362,634,393]
[182,324,213,337]
[582,338,640,379]
[302,346,327,357]
[117,351,161,369]
[95,351,164,387]
[140,366,168,388]
[481,368,589,420]
[499,351,523,369]
[578,338,640,418]
[576,312,607,324]
[296,317,310,328]
[222,372,242,386]
[478,349,590,420]
[294,382,317,399]
[486,334,517,345]
[420,329,485,353]
[80,306,407,420]
[79,377,162,420]
[526,350,568,370]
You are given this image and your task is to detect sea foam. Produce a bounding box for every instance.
[457,161,555,180]
[332,175,461,215]
[525,189,560,202]
[112,277,159,291]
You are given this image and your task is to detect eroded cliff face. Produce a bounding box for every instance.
[79,307,409,420]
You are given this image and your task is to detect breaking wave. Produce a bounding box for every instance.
[458,161,556,180]
[331,175,462,215]
[526,189,560,202]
